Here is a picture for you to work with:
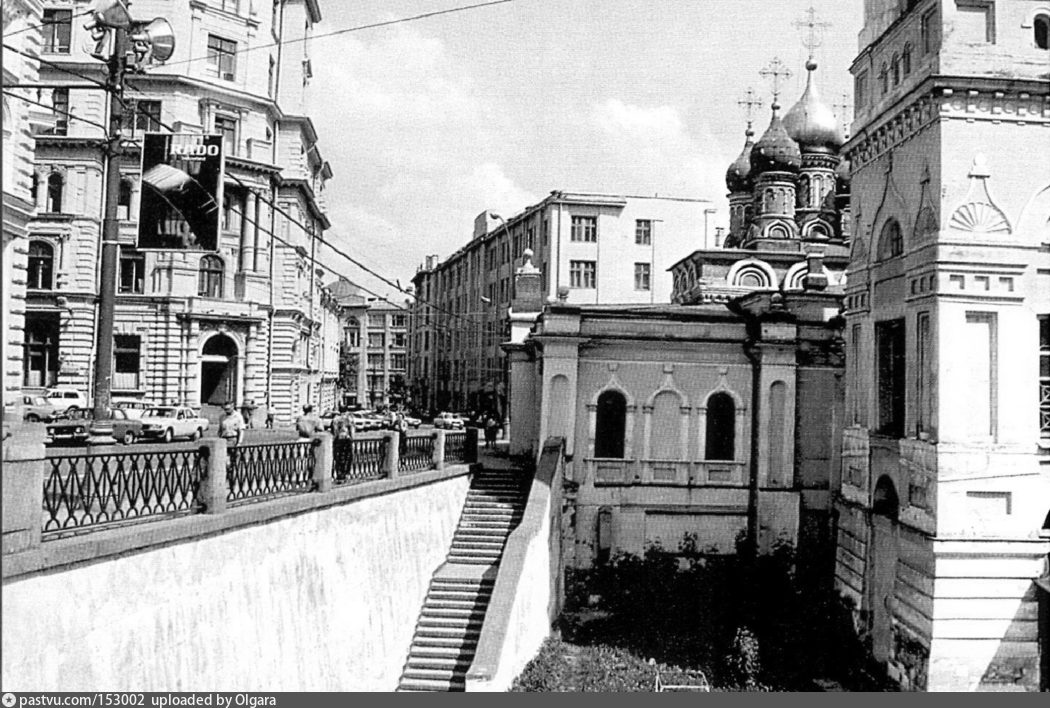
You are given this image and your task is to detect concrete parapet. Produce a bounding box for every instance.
[432,429,446,471]
[384,431,400,479]
[2,422,47,556]
[197,438,228,515]
[312,432,333,493]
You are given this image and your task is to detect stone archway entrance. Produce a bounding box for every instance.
[869,475,900,665]
[200,333,239,411]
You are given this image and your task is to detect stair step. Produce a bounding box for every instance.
[415,627,482,640]
[420,608,487,620]
[429,579,493,589]
[446,556,501,565]
[424,597,490,609]
[451,538,506,547]
[409,638,480,651]
[427,587,493,598]
[418,616,485,628]
[397,677,465,691]
[401,667,469,681]
[405,656,473,671]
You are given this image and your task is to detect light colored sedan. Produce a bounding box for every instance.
[139,405,210,443]
[433,412,466,430]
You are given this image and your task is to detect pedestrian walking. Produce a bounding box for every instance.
[265,400,276,429]
[484,414,498,449]
[295,404,322,438]
[219,402,245,446]
[396,411,409,457]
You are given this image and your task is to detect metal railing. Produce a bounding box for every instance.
[399,434,435,474]
[332,437,387,485]
[226,440,315,504]
[444,431,467,464]
[43,447,205,538]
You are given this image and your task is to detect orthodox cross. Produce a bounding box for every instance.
[759,57,792,106]
[737,87,763,130]
[794,5,832,59]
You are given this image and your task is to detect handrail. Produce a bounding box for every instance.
[464,437,566,691]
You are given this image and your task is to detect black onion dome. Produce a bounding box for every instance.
[750,105,801,175]
[725,128,755,192]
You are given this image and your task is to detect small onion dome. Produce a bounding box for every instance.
[725,128,756,192]
[783,60,844,154]
[750,103,801,175]
[835,157,852,193]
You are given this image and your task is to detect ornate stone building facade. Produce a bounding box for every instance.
[21,0,340,424]
[1,0,42,418]
[832,0,1050,692]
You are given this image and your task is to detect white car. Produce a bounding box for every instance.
[45,387,89,412]
[139,405,210,443]
[349,411,373,433]
[433,412,467,430]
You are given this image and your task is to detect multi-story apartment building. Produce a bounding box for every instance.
[1,0,42,421]
[409,191,715,415]
[21,0,340,424]
[834,0,1050,691]
[331,279,408,409]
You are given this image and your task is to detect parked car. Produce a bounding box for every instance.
[433,412,467,430]
[139,406,210,443]
[112,398,150,419]
[319,410,340,431]
[349,411,373,433]
[45,408,144,446]
[20,394,61,423]
[45,387,89,412]
[404,415,422,429]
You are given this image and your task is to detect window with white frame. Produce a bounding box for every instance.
[113,335,141,390]
[207,35,238,80]
[571,215,597,242]
[634,262,651,291]
[635,219,652,245]
[214,114,238,157]
[119,248,145,294]
[570,260,596,288]
[42,9,72,53]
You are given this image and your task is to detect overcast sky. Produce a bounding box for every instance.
[308,0,862,301]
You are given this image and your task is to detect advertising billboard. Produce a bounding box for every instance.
[137,132,223,251]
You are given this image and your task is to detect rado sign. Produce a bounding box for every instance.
[137,132,224,251]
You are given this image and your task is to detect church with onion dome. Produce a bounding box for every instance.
[670,58,852,305]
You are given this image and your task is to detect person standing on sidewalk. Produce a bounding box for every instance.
[219,402,245,446]
[296,404,322,438]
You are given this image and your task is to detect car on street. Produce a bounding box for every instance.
[112,398,151,419]
[45,387,89,413]
[45,408,144,446]
[349,411,373,433]
[20,394,61,423]
[404,415,422,429]
[433,412,467,430]
[319,410,340,431]
[139,405,210,442]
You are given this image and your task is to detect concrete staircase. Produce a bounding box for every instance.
[396,467,530,692]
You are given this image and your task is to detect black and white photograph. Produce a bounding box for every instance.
[2,0,1049,696]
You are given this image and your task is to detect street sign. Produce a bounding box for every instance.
[137,132,223,251]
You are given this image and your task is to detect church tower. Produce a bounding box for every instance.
[834,0,1050,692]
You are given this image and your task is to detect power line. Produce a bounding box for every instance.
[2,42,112,92]
[1,10,92,39]
[146,0,515,72]
[1,89,109,132]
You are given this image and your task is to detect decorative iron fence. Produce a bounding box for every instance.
[331,436,387,485]
[445,431,467,464]
[226,440,315,504]
[399,434,435,474]
[43,447,205,538]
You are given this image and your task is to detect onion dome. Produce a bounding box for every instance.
[835,157,852,193]
[750,103,801,175]
[784,60,844,154]
[725,127,756,192]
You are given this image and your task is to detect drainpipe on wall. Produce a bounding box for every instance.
[743,322,762,558]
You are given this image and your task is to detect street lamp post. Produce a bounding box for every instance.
[83,0,175,442]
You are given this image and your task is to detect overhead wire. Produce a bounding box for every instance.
[1,88,109,132]
[1,10,92,39]
[145,0,516,72]
[2,42,113,92]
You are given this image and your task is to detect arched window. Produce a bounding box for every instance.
[902,43,913,75]
[198,254,224,298]
[891,53,901,86]
[705,392,736,461]
[879,63,889,95]
[27,240,54,290]
[1036,14,1050,50]
[594,390,627,459]
[45,172,63,212]
[877,218,904,260]
[117,178,133,220]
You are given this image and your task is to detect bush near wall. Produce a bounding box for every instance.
[515,534,894,692]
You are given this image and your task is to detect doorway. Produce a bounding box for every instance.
[200,333,238,411]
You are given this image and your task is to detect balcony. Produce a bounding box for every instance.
[584,458,746,487]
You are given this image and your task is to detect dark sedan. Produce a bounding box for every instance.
[45,408,144,446]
